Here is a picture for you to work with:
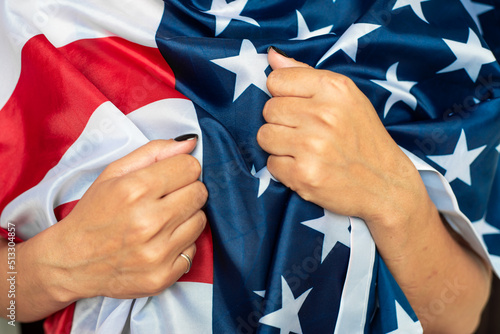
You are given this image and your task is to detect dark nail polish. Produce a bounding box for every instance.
[268,46,290,58]
[174,133,198,142]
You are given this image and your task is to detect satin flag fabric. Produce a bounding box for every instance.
[1,0,500,333]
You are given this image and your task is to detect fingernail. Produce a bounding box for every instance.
[174,134,198,142]
[267,46,290,58]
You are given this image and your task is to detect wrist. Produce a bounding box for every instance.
[363,161,435,253]
[11,232,78,322]
[24,225,84,304]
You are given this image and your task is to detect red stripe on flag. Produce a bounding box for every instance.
[179,224,214,284]
[0,228,23,243]
[44,303,76,334]
[53,201,79,221]
[0,35,185,216]
[60,36,185,115]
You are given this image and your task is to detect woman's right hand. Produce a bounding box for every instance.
[20,138,207,307]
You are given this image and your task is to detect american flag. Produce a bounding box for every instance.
[1,0,499,333]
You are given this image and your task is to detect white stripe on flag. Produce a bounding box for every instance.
[127,98,203,169]
[0,0,164,108]
[71,282,213,334]
[334,216,376,334]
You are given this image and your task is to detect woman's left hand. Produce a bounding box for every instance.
[257,48,492,334]
[257,48,424,228]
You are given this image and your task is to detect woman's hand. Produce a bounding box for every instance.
[257,48,423,229]
[10,138,207,321]
[257,48,491,333]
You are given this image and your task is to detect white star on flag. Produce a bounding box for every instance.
[291,10,333,41]
[387,300,423,334]
[316,23,381,65]
[427,129,486,186]
[496,143,500,153]
[251,165,278,197]
[470,218,500,274]
[392,0,431,23]
[254,290,266,298]
[460,0,494,35]
[491,255,500,274]
[259,276,312,334]
[472,217,500,244]
[211,39,270,102]
[437,28,496,82]
[301,210,350,263]
[371,62,417,118]
[204,0,259,36]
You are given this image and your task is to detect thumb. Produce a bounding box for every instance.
[97,135,199,182]
[267,46,311,70]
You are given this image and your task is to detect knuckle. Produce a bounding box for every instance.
[257,124,271,145]
[337,74,355,90]
[182,154,202,178]
[186,181,208,209]
[191,243,198,257]
[194,181,209,202]
[267,70,280,90]
[266,155,279,176]
[159,270,178,290]
[137,140,165,165]
[113,175,148,203]
[337,77,355,94]
[317,104,337,126]
[295,162,311,184]
[138,247,160,266]
[296,160,320,188]
[297,188,314,203]
[263,98,279,122]
[318,71,335,89]
[129,217,155,241]
[306,137,328,155]
[143,273,168,294]
[144,139,165,153]
[194,211,207,232]
[262,99,273,121]
[319,71,353,93]
[159,206,176,225]
[266,156,287,187]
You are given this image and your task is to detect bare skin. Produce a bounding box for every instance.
[257,48,491,333]
[0,139,207,322]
